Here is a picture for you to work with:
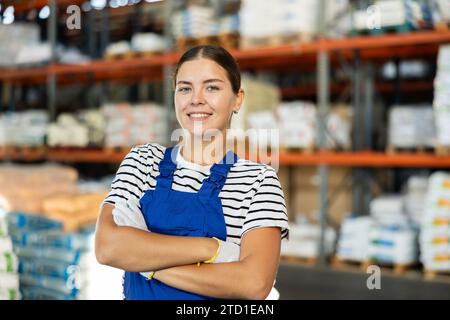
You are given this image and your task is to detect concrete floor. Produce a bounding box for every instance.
[276,261,450,300]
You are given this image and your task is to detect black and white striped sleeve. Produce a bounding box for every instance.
[102,146,149,208]
[240,167,290,240]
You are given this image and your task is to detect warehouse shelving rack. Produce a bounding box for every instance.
[1,0,450,270]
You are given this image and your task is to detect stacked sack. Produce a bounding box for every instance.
[277,101,316,149]
[433,45,450,148]
[352,0,432,33]
[0,209,20,300]
[420,172,450,272]
[0,164,78,214]
[388,105,436,149]
[403,175,429,227]
[171,5,239,39]
[240,0,348,42]
[0,111,48,147]
[6,213,122,300]
[172,6,217,38]
[277,101,353,150]
[430,0,450,27]
[336,216,373,262]
[48,111,105,148]
[368,196,418,265]
[101,102,168,148]
[42,192,108,233]
[0,23,51,67]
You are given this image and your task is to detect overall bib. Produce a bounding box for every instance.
[123,146,238,300]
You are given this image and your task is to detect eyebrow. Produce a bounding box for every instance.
[176,79,225,85]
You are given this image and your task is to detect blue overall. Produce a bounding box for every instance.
[123,146,238,300]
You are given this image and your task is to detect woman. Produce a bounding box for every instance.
[95,45,289,300]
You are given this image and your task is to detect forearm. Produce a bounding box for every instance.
[153,261,271,300]
[95,204,217,272]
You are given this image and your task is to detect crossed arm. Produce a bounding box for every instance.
[95,203,281,300]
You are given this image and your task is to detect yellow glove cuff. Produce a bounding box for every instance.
[203,237,221,264]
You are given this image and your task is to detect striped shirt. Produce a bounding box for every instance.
[103,143,289,243]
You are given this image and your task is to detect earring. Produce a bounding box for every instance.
[233,110,238,114]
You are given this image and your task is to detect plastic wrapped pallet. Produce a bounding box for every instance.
[171,6,217,38]
[131,33,166,53]
[420,172,450,272]
[48,111,105,147]
[0,111,49,147]
[277,101,317,148]
[352,0,430,32]
[240,0,348,42]
[430,0,450,24]
[7,213,122,300]
[0,23,40,67]
[433,45,450,147]
[370,195,410,226]
[171,6,239,39]
[367,225,418,264]
[101,102,168,148]
[388,105,436,148]
[403,175,428,226]
[368,195,419,265]
[336,216,374,262]
[0,209,21,300]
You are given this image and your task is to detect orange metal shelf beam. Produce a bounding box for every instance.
[281,80,433,98]
[4,0,85,12]
[0,31,448,85]
[47,148,128,163]
[278,151,450,168]
[1,148,447,168]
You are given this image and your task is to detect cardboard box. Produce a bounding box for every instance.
[291,166,352,224]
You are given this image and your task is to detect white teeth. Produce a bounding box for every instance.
[189,113,210,118]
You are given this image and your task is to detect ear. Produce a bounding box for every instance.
[233,88,245,113]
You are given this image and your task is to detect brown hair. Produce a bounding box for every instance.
[173,45,241,94]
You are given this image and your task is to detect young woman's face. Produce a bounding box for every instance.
[174,58,243,136]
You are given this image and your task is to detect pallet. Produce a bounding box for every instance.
[3,145,47,160]
[332,256,415,275]
[434,145,450,156]
[351,23,415,37]
[240,33,313,50]
[424,269,450,280]
[280,145,316,154]
[104,50,163,60]
[176,33,240,52]
[386,145,434,155]
[434,21,450,32]
[281,255,318,266]
[104,146,132,154]
[331,256,370,271]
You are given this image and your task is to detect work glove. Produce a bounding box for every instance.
[111,200,153,279]
[211,239,241,264]
[112,199,148,231]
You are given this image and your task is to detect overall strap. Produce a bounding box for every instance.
[155,146,178,190]
[198,151,238,201]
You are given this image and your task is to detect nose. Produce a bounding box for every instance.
[191,89,205,105]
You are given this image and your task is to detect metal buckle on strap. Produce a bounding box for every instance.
[159,163,175,177]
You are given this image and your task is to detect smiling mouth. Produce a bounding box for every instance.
[187,112,212,121]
